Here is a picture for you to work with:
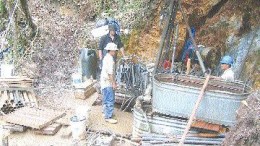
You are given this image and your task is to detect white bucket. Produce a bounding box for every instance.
[75,105,90,126]
[1,64,14,77]
[0,126,9,146]
[72,72,82,85]
[70,116,87,140]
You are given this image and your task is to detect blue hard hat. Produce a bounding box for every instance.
[220,55,233,65]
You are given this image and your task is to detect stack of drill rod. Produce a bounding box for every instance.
[1,100,24,114]
[0,76,37,115]
[116,56,151,96]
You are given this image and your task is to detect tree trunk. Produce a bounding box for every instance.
[20,0,36,38]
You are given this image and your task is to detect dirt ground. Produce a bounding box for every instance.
[7,92,133,146]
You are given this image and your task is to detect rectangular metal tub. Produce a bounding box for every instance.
[152,74,251,126]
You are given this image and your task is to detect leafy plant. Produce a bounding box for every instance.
[0,0,6,16]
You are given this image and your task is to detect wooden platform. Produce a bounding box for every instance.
[0,107,65,129]
[0,76,33,87]
[0,76,37,108]
[74,80,97,100]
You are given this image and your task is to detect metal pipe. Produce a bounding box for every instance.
[153,0,176,75]
[171,23,179,73]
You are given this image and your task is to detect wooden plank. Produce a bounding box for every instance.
[18,91,26,105]
[0,107,65,129]
[85,87,96,99]
[74,89,86,100]
[3,123,26,132]
[9,91,14,101]
[192,120,224,132]
[15,90,21,102]
[0,87,32,91]
[0,90,9,107]
[22,91,30,105]
[34,123,62,135]
[27,91,38,107]
[60,126,72,139]
[56,111,73,126]
[0,77,33,82]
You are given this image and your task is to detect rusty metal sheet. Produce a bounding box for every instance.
[0,107,65,129]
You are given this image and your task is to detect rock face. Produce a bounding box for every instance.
[222,91,260,146]
[125,0,259,83]
[229,28,260,80]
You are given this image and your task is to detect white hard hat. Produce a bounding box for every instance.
[104,43,118,51]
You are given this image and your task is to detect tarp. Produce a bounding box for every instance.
[181,27,196,62]
[91,17,121,38]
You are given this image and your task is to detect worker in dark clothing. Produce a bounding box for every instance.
[98,24,125,61]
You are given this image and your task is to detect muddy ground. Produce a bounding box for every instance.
[8,92,133,146]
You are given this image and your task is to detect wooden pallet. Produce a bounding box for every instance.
[0,89,38,108]
[0,76,33,87]
[0,107,65,129]
[0,76,37,108]
[74,80,97,100]
[34,123,62,135]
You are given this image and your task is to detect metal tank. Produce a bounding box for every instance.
[152,74,251,126]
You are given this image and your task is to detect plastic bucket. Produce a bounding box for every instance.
[75,105,90,126]
[70,116,87,140]
[1,64,14,77]
[72,72,82,85]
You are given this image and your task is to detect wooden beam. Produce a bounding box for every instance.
[178,75,211,146]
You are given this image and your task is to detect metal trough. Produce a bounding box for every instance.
[132,106,224,145]
[152,74,251,126]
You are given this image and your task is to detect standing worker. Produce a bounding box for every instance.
[98,24,125,62]
[100,43,118,124]
[219,55,235,82]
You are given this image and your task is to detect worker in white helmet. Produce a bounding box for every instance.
[100,42,118,124]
